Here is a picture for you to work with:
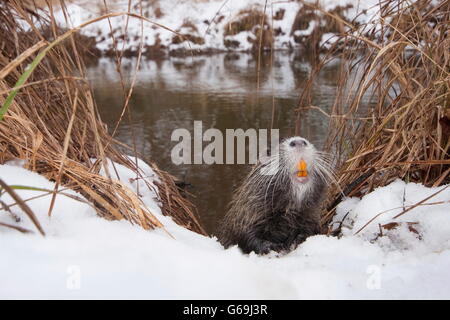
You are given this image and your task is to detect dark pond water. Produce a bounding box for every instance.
[87,52,357,234]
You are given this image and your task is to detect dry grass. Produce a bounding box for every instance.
[0,0,205,235]
[297,0,450,232]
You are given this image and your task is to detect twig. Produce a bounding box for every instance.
[0,179,45,236]
[354,185,449,235]
[0,222,33,234]
[0,199,21,222]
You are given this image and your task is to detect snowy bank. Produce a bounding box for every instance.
[47,0,381,56]
[1,161,449,299]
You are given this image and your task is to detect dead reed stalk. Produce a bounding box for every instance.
[297,0,450,232]
[0,0,205,235]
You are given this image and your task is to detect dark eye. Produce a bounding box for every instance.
[289,141,296,147]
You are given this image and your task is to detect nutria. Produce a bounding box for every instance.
[217,136,333,255]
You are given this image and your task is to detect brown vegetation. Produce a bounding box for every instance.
[0,1,205,235]
[296,0,450,233]
[172,20,205,45]
[224,8,273,51]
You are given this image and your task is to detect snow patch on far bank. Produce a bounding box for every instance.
[47,0,381,54]
[0,162,449,299]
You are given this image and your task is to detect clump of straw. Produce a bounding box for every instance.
[0,0,205,235]
[297,0,449,231]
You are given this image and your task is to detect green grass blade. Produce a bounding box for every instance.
[0,12,178,121]
[8,185,50,192]
[0,34,71,121]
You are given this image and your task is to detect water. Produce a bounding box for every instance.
[87,52,346,234]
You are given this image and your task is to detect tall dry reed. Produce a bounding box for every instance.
[296,0,449,232]
[0,0,205,235]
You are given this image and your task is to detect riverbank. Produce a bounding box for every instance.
[46,0,380,57]
[1,162,449,298]
[1,0,449,300]
[0,1,205,236]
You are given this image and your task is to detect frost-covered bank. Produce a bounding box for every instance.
[1,162,449,299]
[50,0,380,56]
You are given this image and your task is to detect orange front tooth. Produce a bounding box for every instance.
[297,171,307,177]
[297,159,308,177]
[299,159,307,171]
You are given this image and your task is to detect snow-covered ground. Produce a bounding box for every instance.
[48,0,381,54]
[1,160,449,299]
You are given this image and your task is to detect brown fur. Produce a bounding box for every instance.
[217,138,329,255]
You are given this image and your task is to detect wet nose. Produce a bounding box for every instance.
[289,139,307,148]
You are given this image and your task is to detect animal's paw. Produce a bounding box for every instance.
[293,233,311,247]
[254,240,285,255]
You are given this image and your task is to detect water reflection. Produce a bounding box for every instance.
[87,52,358,234]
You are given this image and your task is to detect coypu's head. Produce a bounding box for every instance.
[280,136,318,185]
[254,136,333,207]
[275,136,334,203]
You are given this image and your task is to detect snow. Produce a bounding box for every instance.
[96,156,162,215]
[320,32,337,49]
[1,160,450,299]
[335,180,450,252]
[294,20,317,37]
[43,0,383,54]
